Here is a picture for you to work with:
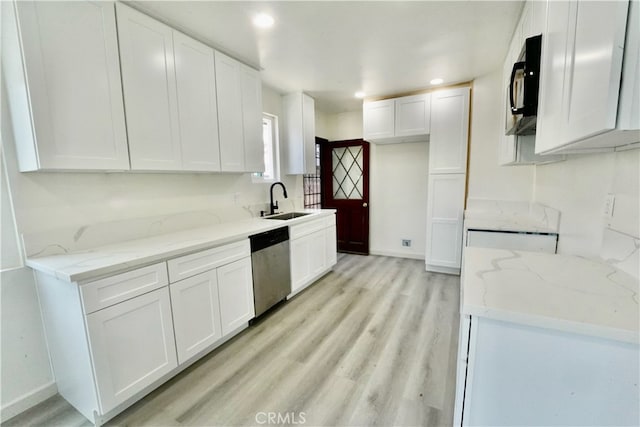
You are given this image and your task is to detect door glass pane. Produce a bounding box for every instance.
[332,146,363,200]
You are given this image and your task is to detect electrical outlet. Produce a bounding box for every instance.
[603,193,615,219]
[402,239,411,247]
[233,192,241,205]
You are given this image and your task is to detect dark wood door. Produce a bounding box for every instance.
[320,139,369,254]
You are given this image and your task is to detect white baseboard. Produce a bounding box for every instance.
[369,249,425,260]
[425,263,461,276]
[1,381,57,423]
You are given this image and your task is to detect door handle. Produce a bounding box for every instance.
[363,202,368,207]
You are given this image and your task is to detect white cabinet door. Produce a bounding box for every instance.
[325,225,337,268]
[241,65,265,173]
[170,270,222,364]
[425,174,465,269]
[302,94,317,173]
[215,51,245,172]
[283,92,316,174]
[290,229,327,293]
[363,99,395,140]
[86,287,177,413]
[216,258,254,335]
[429,88,470,174]
[290,235,311,293]
[536,1,629,154]
[116,3,181,171]
[308,229,327,278]
[173,31,221,172]
[564,2,627,144]
[395,94,431,137]
[10,1,129,171]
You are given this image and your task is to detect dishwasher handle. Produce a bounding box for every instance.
[249,227,289,252]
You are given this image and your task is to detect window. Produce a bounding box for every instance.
[252,113,279,183]
[303,140,322,208]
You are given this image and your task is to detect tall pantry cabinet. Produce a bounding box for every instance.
[425,87,470,274]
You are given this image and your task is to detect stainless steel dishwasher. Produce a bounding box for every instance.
[249,226,291,317]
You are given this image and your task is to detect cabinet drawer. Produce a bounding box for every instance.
[290,217,326,240]
[167,239,250,283]
[80,263,168,314]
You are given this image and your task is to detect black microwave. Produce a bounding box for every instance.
[505,34,542,136]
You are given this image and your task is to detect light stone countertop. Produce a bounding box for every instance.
[26,209,335,284]
[462,247,639,344]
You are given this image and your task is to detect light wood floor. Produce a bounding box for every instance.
[4,254,461,427]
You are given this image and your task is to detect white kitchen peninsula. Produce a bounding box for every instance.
[454,247,639,426]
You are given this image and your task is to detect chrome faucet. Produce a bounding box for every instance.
[269,182,288,215]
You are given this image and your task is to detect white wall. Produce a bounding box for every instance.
[370,142,429,259]
[534,148,639,256]
[1,150,55,421]
[324,110,429,259]
[467,69,534,201]
[0,82,299,419]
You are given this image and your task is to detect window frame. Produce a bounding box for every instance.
[251,113,280,184]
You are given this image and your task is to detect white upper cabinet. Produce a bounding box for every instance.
[395,94,431,137]
[116,3,182,171]
[241,65,265,173]
[283,92,316,175]
[363,94,431,143]
[215,52,244,171]
[215,51,263,173]
[536,0,637,154]
[363,99,396,140]
[429,87,470,174]
[173,32,221,172]
[4,1,129,171]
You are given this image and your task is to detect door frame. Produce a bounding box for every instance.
[320,139,370,254]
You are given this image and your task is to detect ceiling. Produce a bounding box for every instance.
[128,1,524,113]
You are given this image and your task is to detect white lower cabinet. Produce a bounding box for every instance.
[36,239,255,425]
[170,270,222,364]
[86,287,177,414]
[290,216,337,295]
[456,316,639,426]
[217,257,255,335]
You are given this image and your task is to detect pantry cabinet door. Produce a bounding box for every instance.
[217,258,255,335]
[170,270,222,364]
[173,31,221,172]
[241,65,265,173]
[429,88,470,174]
[425,174,465,269]
[86,287,177,413]
[215,51,245,172]
[14,1,129,170]
[116,3,182,170]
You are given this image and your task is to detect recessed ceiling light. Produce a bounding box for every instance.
[430,78,444,85]
[253,13,274,28]
[355,91,366,99]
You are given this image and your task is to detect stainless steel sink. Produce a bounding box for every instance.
[264,212,311,220]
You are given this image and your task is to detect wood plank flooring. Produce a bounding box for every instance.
[4,254,461,427]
